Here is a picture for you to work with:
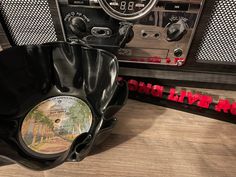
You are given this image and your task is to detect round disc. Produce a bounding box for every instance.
[21,96,93,155]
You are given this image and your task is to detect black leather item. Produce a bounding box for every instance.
[0,42,128,170]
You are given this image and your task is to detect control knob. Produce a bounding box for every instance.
[68,16,87,37]
[166,19,188,42]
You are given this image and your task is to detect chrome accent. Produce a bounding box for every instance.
[97,0,158,21]
[91,27,112,37]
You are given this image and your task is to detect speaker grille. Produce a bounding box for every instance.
[196,0,236,65]
[0,0,57,45]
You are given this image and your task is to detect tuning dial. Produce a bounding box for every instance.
[166,19,187,42]
[68,16,87,36]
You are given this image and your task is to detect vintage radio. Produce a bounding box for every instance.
[0,0,236,89]
[0,0,235,170]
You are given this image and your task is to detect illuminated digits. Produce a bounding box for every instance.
[120,1,126,10]
[128,1,134,11]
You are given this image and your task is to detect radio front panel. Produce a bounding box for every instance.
[0,0,236,89]
[57,0,204,66]
[118,0,204,66]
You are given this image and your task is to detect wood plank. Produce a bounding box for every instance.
[0,98,235,177]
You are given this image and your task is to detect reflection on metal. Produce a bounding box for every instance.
[21,96,93,155]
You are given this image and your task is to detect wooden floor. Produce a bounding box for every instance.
[0,98,236,177]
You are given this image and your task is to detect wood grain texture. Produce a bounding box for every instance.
[0,96,235,177]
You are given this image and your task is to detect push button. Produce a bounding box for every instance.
[68,0,89,5]
[174,48,183,57]
[165,3,189,11]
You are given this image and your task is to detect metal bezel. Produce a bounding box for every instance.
[97,0,158,21]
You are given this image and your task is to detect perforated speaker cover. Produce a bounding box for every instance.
[196,0,236,65]
[0,0,57,45]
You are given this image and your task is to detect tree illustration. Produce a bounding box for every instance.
[27,110,54,146]
[64,102,91,135]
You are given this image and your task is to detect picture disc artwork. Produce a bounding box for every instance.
[21,96,93,155]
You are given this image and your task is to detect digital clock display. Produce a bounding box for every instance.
[98,0,157,20]
[105,0,151,15]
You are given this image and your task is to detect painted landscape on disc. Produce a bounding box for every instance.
[21,96,93,154]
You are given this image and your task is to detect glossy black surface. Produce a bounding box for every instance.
[0,42,128,170]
